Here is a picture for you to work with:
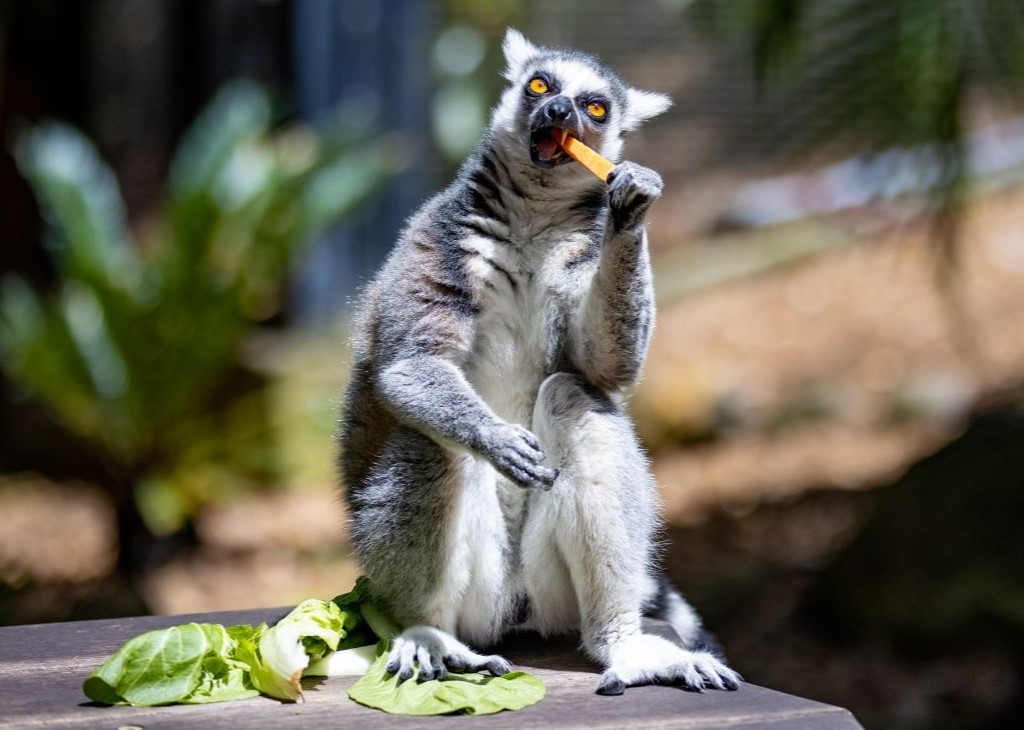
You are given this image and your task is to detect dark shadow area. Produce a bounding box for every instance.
[665,397,1024,729]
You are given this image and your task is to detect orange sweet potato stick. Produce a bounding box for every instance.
[555,130,615,183]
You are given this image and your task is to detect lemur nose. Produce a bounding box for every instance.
[544,97,574,124]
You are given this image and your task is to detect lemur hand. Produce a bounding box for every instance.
[477,421,557,490]
[607,161,663,232]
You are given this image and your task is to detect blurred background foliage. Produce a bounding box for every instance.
[2,1,1024,728]
[1,79,395,593]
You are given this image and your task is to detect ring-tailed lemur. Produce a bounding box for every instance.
[339,29,740,695]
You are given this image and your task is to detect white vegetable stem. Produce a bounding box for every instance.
[255,624,308,701]
[303,643,378,677]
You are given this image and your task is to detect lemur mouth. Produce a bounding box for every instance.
[529,127,572,168]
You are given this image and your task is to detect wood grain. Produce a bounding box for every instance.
[0,609,862,728]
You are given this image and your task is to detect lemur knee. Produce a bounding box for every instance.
[536,372,618,421]
[533,373,623,456]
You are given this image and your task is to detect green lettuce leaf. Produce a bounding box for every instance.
[347,641,545,716]
[245,597,360,701]
[83,597,363,706]
[82,579,546,715]
[331,575,399,644]
[331,575,373,610]
[83,623,259,706]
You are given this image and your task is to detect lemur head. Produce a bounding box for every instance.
[490,29,671,170]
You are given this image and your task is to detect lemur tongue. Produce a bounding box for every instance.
[536,130,562,162]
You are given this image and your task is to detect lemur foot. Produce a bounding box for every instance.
[596,634,741,696]
[385,626,512,682]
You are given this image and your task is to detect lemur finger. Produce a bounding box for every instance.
[695,655,742,691]
[694,655,726,690]
[502,462,546,489]
[523,463,557,489]
[439,648,510,676]
[505,460,557,490]
[415,645,437,682]
[444,654,470,673]
[669,661,707,692]
[429,646,448,680]
[485,655,512,676]
[511,440,545,463]
[499,453,539,477]
[596,670,626,696]
[507,426,543,455]
[536,465,558,489]
[396,639,417,681]
[385,637,405,674]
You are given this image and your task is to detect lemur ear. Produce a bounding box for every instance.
[622,88,672,131]
[502,28,539,80]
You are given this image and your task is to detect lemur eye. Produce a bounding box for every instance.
[586,101,607,119]
[528,77,549,94]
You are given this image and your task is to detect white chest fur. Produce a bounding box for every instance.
[461,225,593,425]
[449,224,595,641]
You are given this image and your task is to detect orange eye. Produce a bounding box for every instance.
[528,77,549,94]
[587,101,607,119]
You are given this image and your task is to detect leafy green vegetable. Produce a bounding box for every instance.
[332,576,398,643]
[84,599,362,705]
[247,598,354,701]
[348,641,545,716]
[332,574,373,610]
[83,580,546,715]
[83,623,258,706]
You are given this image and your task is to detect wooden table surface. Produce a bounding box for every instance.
[0,608,862,728]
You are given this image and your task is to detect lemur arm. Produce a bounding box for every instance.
[572,161,660,390]
[376,354,496,451]
[377,354,557,489]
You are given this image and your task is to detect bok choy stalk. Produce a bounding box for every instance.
[241,598,355,701]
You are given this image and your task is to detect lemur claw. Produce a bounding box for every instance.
[386,627,513,683]
[596,671,626,696]
[597,634,742,695]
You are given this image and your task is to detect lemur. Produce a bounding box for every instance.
[339,29,740,695]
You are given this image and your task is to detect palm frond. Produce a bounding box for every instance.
[14,122,138,290]
[169,80,272,201]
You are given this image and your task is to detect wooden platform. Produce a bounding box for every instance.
[0,608,862,728]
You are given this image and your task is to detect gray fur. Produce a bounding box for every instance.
[338,29,739,694]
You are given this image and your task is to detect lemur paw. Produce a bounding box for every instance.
[479,421,558,490]
[607,161,663,231]
[386,626,512,683]
[596,634,741,695]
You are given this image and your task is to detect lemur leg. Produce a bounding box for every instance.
[529,373,741,694]
[642,574,708,650]
[348,426,512,681]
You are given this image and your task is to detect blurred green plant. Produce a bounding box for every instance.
[0,80,395,584]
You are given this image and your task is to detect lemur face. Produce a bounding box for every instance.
[523,65,615,169]
[491,29,671,169]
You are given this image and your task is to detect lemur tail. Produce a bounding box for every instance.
[642,574,727,659]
